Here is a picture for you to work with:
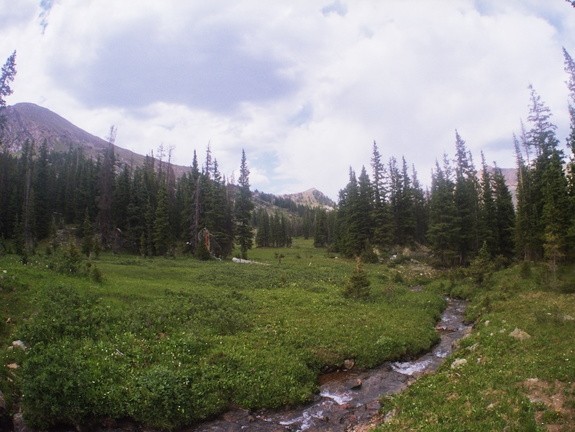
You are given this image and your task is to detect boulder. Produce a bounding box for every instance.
[509,328,531,341]
[12,340,26,350]
[343,359,355,370]
[450,358,467,369]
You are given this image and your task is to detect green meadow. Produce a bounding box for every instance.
[0,239,445,430]
[378,263,575,432]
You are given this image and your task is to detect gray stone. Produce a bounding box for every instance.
[12,340,26,350]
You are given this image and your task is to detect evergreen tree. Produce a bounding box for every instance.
[492,166,516,259]
[478,153,497,256]
[153,182,170,256]
[562,48,575,258]
[33,140,52,240]
[453,131,480,264]
[411,165,428,245]
[96,142,116,249]
[342,257,371,299]
[516,86,567,261]
[388,157,415,246]
[370,142,393,249]
[428,156,459,267]
[0,50,16,112]
[235,150,254,259]
[314,208,329,248]
[335,168,361,256]
[255,209,271,247]
[20,139,36,254]
[81,208,94,258]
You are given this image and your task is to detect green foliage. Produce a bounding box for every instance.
[380,263,575,431]
[342,257,371,299]
[49,241,84,275]
[0,240,447,429]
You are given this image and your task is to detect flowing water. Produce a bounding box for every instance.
[185,298,470,432]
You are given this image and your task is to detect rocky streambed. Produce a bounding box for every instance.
[185,298,470,432]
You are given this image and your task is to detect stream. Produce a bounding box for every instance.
[184,298,470,432]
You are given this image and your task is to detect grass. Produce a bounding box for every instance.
[377,262,575,432]
[0,239,445,430]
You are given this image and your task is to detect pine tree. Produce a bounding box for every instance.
[492,166,515,259]
[81,208,94,258]
[255,209,271,247]
[370,142,393,249]
[411,165,428,245]
[453,131,480,264]
[428,156,459,267]
[20,139,36,254]
[96,141,116,249]
[153,182,170,256]
[335,168,361,257]
[0,50,16,112]
[562,48,575,259]
[342,257,371,299]
[34,140,52,240]
[518,86,567,261]
[478,153,497,256]
[314,208,329,248]
[235,150,254,259]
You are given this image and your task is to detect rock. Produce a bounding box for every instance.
[450,358,467,369]
[13,412,33,432]
[350,379,362,390]
[12,340,26,350]
[466,342,479,352]
[509,328,531,341]
[344,359,355,370]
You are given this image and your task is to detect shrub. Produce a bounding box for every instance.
[342,257,371,299]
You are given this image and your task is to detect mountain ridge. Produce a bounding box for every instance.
[0,102,333,206]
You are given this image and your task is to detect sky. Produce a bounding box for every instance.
[2,0,575,200]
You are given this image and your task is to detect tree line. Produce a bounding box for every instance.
[2,47,575,268]
[319,50,575,268]
[0,135,262,260]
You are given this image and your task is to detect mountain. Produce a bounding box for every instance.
[282,188,335,209]
[0,102,334,205]
[0,102,189,175]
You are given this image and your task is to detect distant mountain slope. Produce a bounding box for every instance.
[0,102,181,172]
[282,188,335,208]
[0,103,334,207]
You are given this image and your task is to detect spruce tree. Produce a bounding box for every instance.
[335,168,360,257]
[153,182,170,256]
[428,156,459,267]
[235,150,254,259]
[96,142,116,249]
[256,209,271,247]
[453,131,480,264]
[314,208,329,248]
[370,142,393,249]
[478,153,496,256]
[492,166,515,259]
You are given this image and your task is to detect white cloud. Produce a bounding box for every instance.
[2,0,575,200]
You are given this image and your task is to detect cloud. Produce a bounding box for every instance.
[2,0,575,201]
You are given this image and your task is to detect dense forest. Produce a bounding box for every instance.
[1,49,575,270]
